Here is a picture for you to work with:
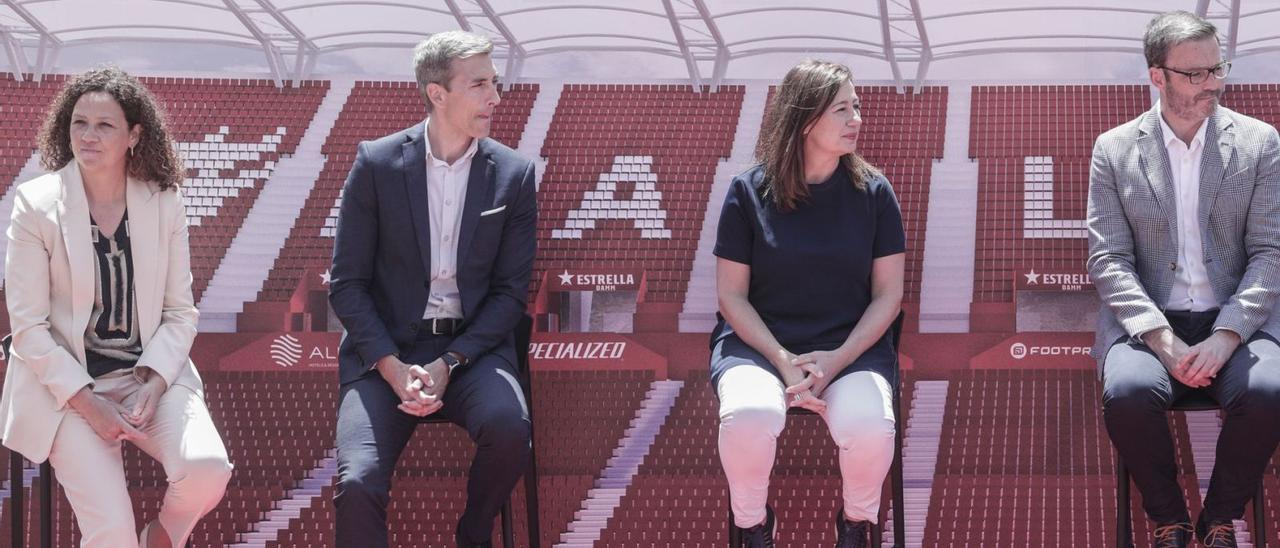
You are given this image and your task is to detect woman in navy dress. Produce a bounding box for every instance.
[712,59,905,548]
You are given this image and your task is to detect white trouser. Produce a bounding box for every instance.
[718,366,895,528]
[46,370,233,547]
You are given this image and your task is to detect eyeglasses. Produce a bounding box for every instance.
[1157,60,1232,85]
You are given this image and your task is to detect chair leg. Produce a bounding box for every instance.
[1255,482,1266,548]
[524,442,541,548]
[40,461,52,548]
[1117,457,1131,548]
[727,506,739,547]
[891,380,906,548]
[10,450,23,548]
[500,499,514,548]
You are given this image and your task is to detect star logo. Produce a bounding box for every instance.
[1024,270,1040,285]
[557,270,574,285]
[319,269,332,285]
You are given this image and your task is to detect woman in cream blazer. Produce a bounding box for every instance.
[0,67,231,548]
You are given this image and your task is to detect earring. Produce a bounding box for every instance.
[128,145,135,157]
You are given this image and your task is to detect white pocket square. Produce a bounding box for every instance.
[480,205,506,217]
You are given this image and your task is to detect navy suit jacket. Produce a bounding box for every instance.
[329,123,537,385]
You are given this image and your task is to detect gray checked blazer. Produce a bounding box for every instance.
[1086,103,1280,368]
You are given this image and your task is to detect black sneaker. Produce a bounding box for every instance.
[1196,514,1238,548]
[735,505,776,548]
[1152,521,1192,548]
[834,507,871,548]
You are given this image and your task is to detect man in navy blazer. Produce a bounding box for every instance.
[330,30,537,548]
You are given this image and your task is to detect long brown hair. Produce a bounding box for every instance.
[756,59,879,212]
[38,66,184,190]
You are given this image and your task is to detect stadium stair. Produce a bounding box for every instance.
[515,81,562,186]
[229,450,339,547]
[679,84,769,333]
[889,380,949,547]
[919,86,979,333]
[556,379,683,547]
[198,79,356,332]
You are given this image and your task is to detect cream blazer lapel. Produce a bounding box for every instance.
[126,173,161,345]
[54,163,94,365]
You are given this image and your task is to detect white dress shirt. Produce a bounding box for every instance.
[422,117,478,320]
[1158,107,1218,312]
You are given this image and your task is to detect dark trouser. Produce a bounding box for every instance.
[1103,310,1280,524]
[333,332,532,547]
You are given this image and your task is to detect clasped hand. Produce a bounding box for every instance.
[68,369,167,443]
[1146,328,1240,388]
[779,349,845,414]
[377,355,449,417]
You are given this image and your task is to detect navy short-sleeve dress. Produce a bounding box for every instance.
[709,163,906,390]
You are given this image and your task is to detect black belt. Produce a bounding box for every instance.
[416,317,462,336]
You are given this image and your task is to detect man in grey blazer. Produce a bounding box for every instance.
[1087,11,1280,548]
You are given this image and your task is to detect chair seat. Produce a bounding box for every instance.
[1169,390,1220,412]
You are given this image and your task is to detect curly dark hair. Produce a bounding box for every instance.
[38,66,183,190]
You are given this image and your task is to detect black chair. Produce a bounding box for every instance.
[4,333,54,548]
[1115,390,1267,548]
[728,311,907,547]
[421,314,541,548]
[6,454,52,548]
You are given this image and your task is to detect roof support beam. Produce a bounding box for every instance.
[472,0,527,81]
[907,0,933,91]
[879,0,932,93]
[442,0,473,31]
[0,26,29,80]
[691,0,728,89]
[2,0,60,78]
[1222,0,1242,60]
[222,0,288,86]
[877,0,905,92]
[661,0,702,89]
[253,0,320,83]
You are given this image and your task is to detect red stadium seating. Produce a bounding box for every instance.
[970,85,1151,307]
[142,77,328,303]
[924,370,1202,546]
[534,84,743,305]
[1222,83,1280,130]
[0,74,64,196]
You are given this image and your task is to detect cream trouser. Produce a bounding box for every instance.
[718,366,895,528]
[46,370,233,547]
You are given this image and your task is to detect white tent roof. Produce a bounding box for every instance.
[3,1,1278,88]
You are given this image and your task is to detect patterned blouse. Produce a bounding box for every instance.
[84,210,142,378]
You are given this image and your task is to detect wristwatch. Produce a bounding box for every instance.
[441,352,464,375]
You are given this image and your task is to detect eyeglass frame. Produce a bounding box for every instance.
[1155,60,1232,85]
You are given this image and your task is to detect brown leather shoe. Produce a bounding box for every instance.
[1153,521,1193,548]
[1196,514,1238,548]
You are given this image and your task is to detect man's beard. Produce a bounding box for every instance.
[1168,86,1221,121]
